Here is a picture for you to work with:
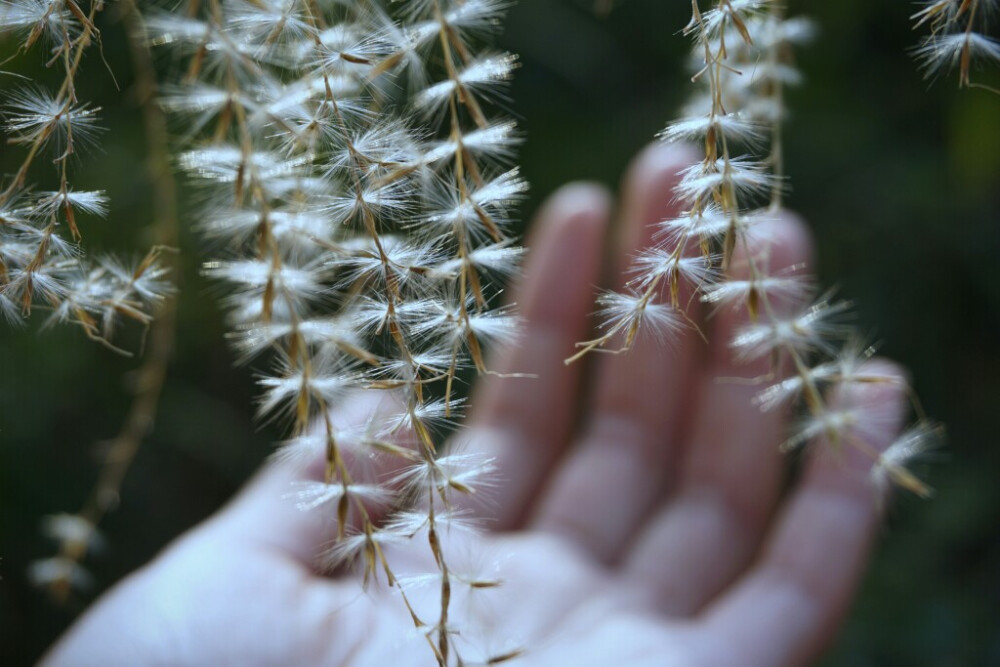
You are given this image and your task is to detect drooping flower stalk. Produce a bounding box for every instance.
[571,0,936,498]
[27,0,183,603]
[912,0,1000,91]
[148,1,523,663]
[0,0,171,346]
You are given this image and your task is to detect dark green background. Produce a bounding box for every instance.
[2,1,998,664]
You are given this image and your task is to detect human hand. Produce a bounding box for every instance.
[42,143,906,666]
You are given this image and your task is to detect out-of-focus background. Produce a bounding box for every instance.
[1,1,997,664]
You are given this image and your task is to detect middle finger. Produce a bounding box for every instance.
[530,142,704,564]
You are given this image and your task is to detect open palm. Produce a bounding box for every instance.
[44,144,905,667]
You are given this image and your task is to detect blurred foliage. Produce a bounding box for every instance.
[1,0,998,664]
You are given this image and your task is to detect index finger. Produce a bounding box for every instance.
[458,183,612,528]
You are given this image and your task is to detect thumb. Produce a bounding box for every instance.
[203,391,412,566]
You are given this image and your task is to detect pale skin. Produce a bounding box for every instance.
[43,144,907,666]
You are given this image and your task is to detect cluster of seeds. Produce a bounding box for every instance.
[912,0,1000,90]
[148,1,524,663]
[0,1,171,347]
[573,0,935,500]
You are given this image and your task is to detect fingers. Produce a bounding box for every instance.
[530,142,703,562]
[208,185,612,556]
[623,212,813,615]
[459,183,612,528]
[698,361,908,667]
[206,183,613,556]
